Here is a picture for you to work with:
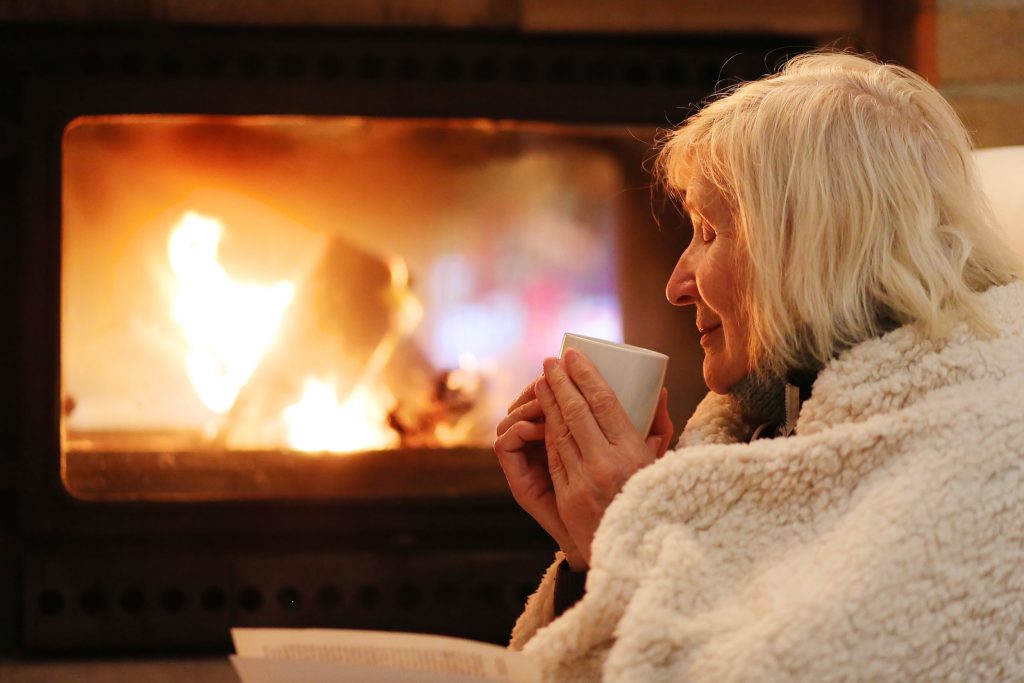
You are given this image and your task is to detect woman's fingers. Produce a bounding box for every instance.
[541,357,606,456]
[493,421,548,504]
[494,420,545,465]
[496,398,543,437]
[535,375,582,483]
[562,349,636,442]
[493,421,577,557]
[507,382,537,414]
[648,387,674,458]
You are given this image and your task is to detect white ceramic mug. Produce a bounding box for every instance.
[559,333,669,435]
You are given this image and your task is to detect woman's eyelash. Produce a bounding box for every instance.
[697,219,715,241]
[690,212,715,243]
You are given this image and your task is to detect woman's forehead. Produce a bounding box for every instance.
[684,175,730,220]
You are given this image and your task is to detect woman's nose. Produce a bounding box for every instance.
[665,246,699,306]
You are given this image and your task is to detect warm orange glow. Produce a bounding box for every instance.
[168,211,295,414]
[387,253,424,335]
[283,254,422,453]
[167,209,428,452]
[284,378,398,453]
[433,353,486,447]
[59,114,628,464]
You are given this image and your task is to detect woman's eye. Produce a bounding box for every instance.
[691,213,715,243]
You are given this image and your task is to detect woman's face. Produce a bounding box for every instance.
[665,175,753,394]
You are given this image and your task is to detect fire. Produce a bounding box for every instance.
[284,378,399,453]
[282,254,420,453]
[169,210,423,453]
[168,211,295,414]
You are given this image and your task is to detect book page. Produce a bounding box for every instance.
[231,656,518,683]
[231,628,540,683]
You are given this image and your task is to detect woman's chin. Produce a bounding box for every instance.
[702,364,730,394]
[703,356,748,395]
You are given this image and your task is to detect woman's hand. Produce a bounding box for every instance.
[535,349,673,567]
[494,382,587,569]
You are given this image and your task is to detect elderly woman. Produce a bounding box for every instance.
[494,52,1024,682]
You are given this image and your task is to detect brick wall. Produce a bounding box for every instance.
[937,0,1024,148]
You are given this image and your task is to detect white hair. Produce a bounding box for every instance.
[657,51,1023,374]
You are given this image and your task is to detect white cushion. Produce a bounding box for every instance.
[973,146,1024,262]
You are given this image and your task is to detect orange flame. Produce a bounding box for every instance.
[284,378,398,453]
[169,211,425,453]
[168,211,294,414]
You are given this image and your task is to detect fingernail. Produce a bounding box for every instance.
[564,348,581,367]
[542,357,558,373]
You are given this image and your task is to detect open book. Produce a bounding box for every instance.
[231,628,541,683]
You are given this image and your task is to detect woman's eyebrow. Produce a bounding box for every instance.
[680,189,714,227]
[683,197,711,224]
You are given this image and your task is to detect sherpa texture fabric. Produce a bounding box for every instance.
[510,281,1024,682]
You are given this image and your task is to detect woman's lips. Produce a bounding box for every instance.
[698,324,722,344]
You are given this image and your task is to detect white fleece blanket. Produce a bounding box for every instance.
[510,282,1024,682]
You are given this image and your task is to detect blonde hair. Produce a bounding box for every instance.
[657,51,1023,375]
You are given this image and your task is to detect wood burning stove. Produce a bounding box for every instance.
[0,23,807,653]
